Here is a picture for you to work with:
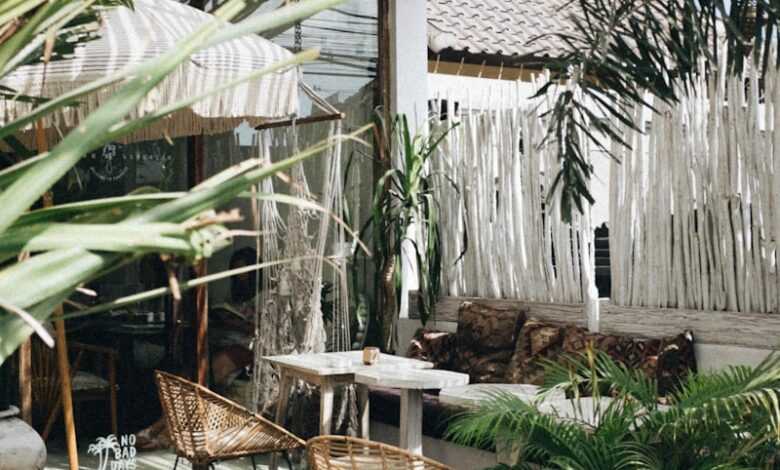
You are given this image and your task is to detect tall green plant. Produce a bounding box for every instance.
[370,113,458,352]
[0,0,355,364]
[448,351,780,469]
[536,1,780,222]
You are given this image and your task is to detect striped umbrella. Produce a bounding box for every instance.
[0,0,299,145]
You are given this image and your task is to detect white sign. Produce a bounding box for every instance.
[87,434,137,470]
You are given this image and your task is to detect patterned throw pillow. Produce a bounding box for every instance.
[655,331,697,396]
[407,328,457,371]
[506,320,565,385]
[453,302,528,383]
[455,302,527,351]
[561,326,696,395]
[561,326,662,370]
[507,321,697,396]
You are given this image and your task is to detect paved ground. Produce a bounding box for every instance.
[45,445,290,470]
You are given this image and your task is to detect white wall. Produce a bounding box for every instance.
[390,1,429,128]
[389,0,429,321]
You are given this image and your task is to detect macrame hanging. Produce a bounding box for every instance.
[250,128,290,415]
[318,121,359,434]
[250,113,353,429]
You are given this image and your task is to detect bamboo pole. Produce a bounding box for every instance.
[18,340,31,423]
[35,119,79,470]
[53,307,78,470]
[429,80,596,306]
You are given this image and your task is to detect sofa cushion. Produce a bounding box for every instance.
[655,331,697,395]
[452,302,527,383]
[508,321,697,395]
[561,326,661,368]
[407,329,457,371]
[506,320,565,385]
[455,302,527,353]
[457,349,514,384]
[561,326,696,394]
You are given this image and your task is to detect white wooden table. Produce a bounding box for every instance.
[439,383,566,408]
[353,366,469,455]
[263,351,433,437]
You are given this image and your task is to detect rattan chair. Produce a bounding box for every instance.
[307,435,453,470]
[155,370,304,469]
[32,339,118,440]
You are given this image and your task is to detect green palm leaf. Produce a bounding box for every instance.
[0,0,356,361]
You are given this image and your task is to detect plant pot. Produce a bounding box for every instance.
[0,406,46,470]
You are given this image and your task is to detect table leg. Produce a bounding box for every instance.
[357,384,370,439]
[320,378,335,435]
[400,389,423,455]
[271,372,293,470]
[275,372,293,426]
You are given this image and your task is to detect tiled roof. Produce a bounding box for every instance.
[427,0,579,59]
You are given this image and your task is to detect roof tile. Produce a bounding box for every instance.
[428,0,578,57]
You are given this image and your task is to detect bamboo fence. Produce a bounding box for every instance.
[610,67,780,313]
[430,83,596,304]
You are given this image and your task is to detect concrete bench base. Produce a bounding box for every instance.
[369,420,496,470]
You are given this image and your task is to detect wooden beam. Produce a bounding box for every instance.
[428,60,544,82]
[377,0,391,122]
[254,112,344,131]
[411,295,780,350]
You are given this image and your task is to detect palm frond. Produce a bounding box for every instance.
[541,350,659,408]
[532,0,780,221]
[447,352,780,468]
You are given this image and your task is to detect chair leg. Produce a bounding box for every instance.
[172,456,179,470]
[108,361,118,436]
[284,451,293,470]
[250,455,257,470]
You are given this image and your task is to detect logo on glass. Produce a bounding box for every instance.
[87,434,137,470]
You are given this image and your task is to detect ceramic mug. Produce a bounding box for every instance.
[362,347,380,365]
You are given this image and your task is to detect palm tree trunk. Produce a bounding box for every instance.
[381,255,396,353]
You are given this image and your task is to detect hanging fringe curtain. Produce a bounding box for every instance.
[250,120,352,420]
[431,82,595,304]
[251,129,291,415]
[610,65,780,313]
